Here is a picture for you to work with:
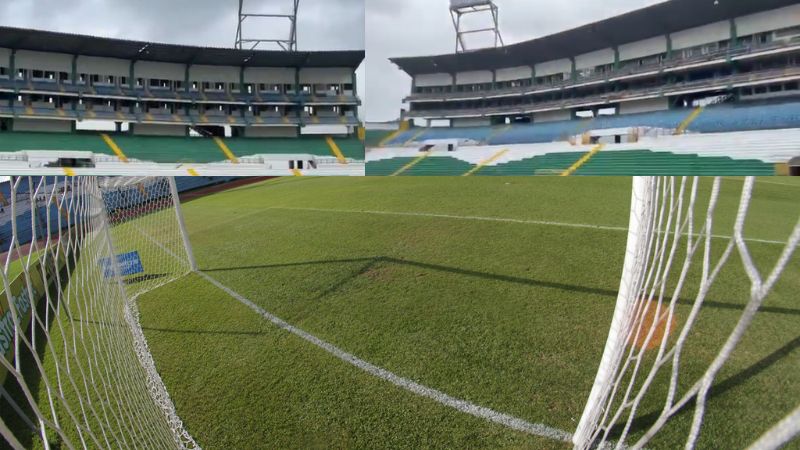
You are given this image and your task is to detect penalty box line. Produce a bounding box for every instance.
[196,270,573,444]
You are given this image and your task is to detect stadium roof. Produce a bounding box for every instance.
[391,0,798,75]
[0,26,364,68]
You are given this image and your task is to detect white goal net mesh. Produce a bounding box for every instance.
[0,176,198,449]
[574,177,800,450]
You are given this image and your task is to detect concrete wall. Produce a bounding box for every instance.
[415,73,453,87]
[452,117,491,127]
[671,21,731,50]
[12,118,72,133]
[135,61,185,80]
[244,67,295,84]
[299,68,352,84]
[76,56,130,77]
[736,4,800,36]
[619,36,668,61]
[496,66,532,82]
[535,58,571,77]
[131,123,187,136]
[619,97,670,115]
[191,65,239,83]
[534,110,571,123]
[575,48,615,69]
[244,126,299,138]
[15,50,72,73]
[455,70,493,85]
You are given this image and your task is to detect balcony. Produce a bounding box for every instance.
[406,39,800,104]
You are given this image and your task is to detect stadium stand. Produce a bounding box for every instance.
[367,127,799,176]
[380,99,800,147]
[371,0,800,175]
[0,26,365,169]
[0,131,364,164]
[0,176,240,252]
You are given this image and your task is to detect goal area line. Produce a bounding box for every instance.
[194,269,574,444]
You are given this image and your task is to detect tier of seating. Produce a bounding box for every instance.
[0,104,360,126]
[383,100,800,146]
[0,132,365,163]
[0,78,359,105]
[366,150,776,176]
[0,176,241,253]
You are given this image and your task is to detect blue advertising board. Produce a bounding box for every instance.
[99,251,145,278]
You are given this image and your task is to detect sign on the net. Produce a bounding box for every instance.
[99,251,145,278]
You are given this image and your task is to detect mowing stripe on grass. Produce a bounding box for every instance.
[273,207,788,246]
[196,269,573,444]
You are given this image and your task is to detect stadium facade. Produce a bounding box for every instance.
[391,0,800,127]
[0,27,363,136]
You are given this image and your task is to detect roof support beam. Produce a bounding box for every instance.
[666,34,673,59]
[8,49,14,84]
[71,55,77,87]
[129,61,135,90]
[570,57,577,82]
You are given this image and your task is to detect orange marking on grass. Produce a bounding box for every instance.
[629,300,677,351]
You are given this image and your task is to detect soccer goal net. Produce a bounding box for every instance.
[0,176,198,449]
[574,177,799,450]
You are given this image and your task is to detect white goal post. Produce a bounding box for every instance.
[0,176,199,449]
[573,177,800,450]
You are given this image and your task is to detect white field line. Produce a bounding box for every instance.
[271,207,788,246]
[196,270,574,444]
[721,177,800,188]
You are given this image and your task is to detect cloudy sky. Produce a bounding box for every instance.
[0,0,365,103]
[365,0,666,122]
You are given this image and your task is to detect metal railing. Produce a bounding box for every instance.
[407,66,800,119]
[406,39,800,103]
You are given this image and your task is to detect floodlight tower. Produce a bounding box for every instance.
[236,0,300,51]
[450,0,504,53]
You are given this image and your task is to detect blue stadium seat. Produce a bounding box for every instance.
[688,101,800,133]
[490,121,582,145]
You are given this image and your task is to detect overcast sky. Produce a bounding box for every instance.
[365,0,667,122]
[0,0,365,106]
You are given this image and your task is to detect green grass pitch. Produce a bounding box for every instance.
[3,176,798,449]
[136,176,799,449]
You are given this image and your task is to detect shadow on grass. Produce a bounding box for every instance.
[602,333,800,443]
[140,326,267,337]
[203,257,800,317]
[200,256,800,445]
[203,256,620,299]
[124,273,169,285]
[2,258,74,449]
